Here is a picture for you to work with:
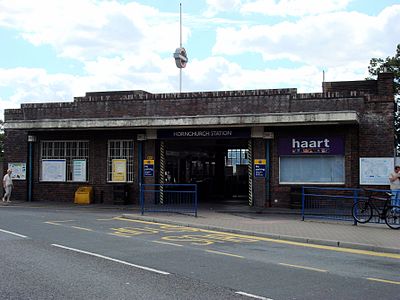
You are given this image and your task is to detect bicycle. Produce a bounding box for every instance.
[351,190,400,230]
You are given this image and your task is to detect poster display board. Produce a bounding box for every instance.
[359,157,393,185]
[8,162,26,180]
[42,159,66,182]
[112,159,127,182]
[73,159,87,182]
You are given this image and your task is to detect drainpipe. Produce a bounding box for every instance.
[27,135,36,202]
[266,139,271,207]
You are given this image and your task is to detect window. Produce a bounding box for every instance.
[279,155,344,184]
[107,140,134,182]
[225,149,249,175]
[41,140,89,182]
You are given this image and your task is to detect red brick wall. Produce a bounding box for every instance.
[3,74,395,207]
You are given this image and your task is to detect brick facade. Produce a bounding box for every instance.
[3,73,395,208]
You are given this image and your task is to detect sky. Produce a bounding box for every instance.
[0,0,399,119]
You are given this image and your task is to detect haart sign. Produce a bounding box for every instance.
[278,137,344,155]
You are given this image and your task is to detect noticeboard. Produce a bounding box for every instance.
[42,159,66,182]
[359,157,393,185]
[8,162,26,180]
[112,159,127,182]
[73,159,87,182]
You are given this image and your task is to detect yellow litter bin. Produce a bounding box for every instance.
[74,187,93,204]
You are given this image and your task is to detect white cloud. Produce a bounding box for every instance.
[204,0,351,17]
[213,5,400,67]
[204,0,243,17]
[0,0,397,121]
[0,0,187,60]
[241,0,351,17]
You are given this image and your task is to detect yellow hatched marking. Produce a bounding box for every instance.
[367,278,400,285]
[162,233,258,246]
[206,250,244,258]
[70,226,93,232]
[109,225,202,238]
[152,240,183,247]
[279,263,327,273]
[116,217,400,260]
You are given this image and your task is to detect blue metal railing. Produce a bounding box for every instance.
[301,187,399,224]
[140,183,198,217]
[302,186,361,223]
[302,187,400,224]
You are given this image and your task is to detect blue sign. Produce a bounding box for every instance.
[254,159,266,178]
[144,160,154,177]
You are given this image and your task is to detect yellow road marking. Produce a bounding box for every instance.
[152,240,183,247]
[70,226,93,232]
[116,217,400,260]
[96,218,118,221]
[367,278,400,285]
[279,263,327,273]
[206,250,244,258]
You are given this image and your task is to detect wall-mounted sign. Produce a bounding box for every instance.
[144,159,154,177]
[278,136,344,155]
[72,159,87,182]
[112,159,126,182]
[360,157,393,185]
[254,159,266,178]
[42,159,66,182]
[8,162,26,180]
[158,128,251,139]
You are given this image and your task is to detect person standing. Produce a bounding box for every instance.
[2,169,13,202]
[389,165,400,206]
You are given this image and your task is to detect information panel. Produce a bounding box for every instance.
[144,159,154,177]
[359,157,393,185]
[254,159,266,178]
[112,159,127,182]
[8,162,26,180]
[73,159,87,182]
[42,159,66,182]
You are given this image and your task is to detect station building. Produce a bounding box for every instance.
[3,72,395,208]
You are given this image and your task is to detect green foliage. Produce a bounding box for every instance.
[368,44,400,155]
[368,44,400,96]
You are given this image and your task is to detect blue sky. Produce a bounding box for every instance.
[0,0,399,119]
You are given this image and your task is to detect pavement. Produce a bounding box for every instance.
[1,200,399,255]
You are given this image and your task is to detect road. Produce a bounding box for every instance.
[0,205,399,299]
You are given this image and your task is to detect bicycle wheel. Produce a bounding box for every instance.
[352,200,373,223]
[385,206,400,230]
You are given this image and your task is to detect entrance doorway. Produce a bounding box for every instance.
[162,139,250,205]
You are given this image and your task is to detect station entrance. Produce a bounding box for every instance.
[162,139,250,206]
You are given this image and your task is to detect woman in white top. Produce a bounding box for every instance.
[2,169,13,202]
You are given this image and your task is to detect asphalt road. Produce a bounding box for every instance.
[0,206,399,300]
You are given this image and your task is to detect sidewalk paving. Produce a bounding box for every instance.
[1,201,399,254]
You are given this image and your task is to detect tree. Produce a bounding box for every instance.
[368,43,400,96]
[368,44,400,155]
